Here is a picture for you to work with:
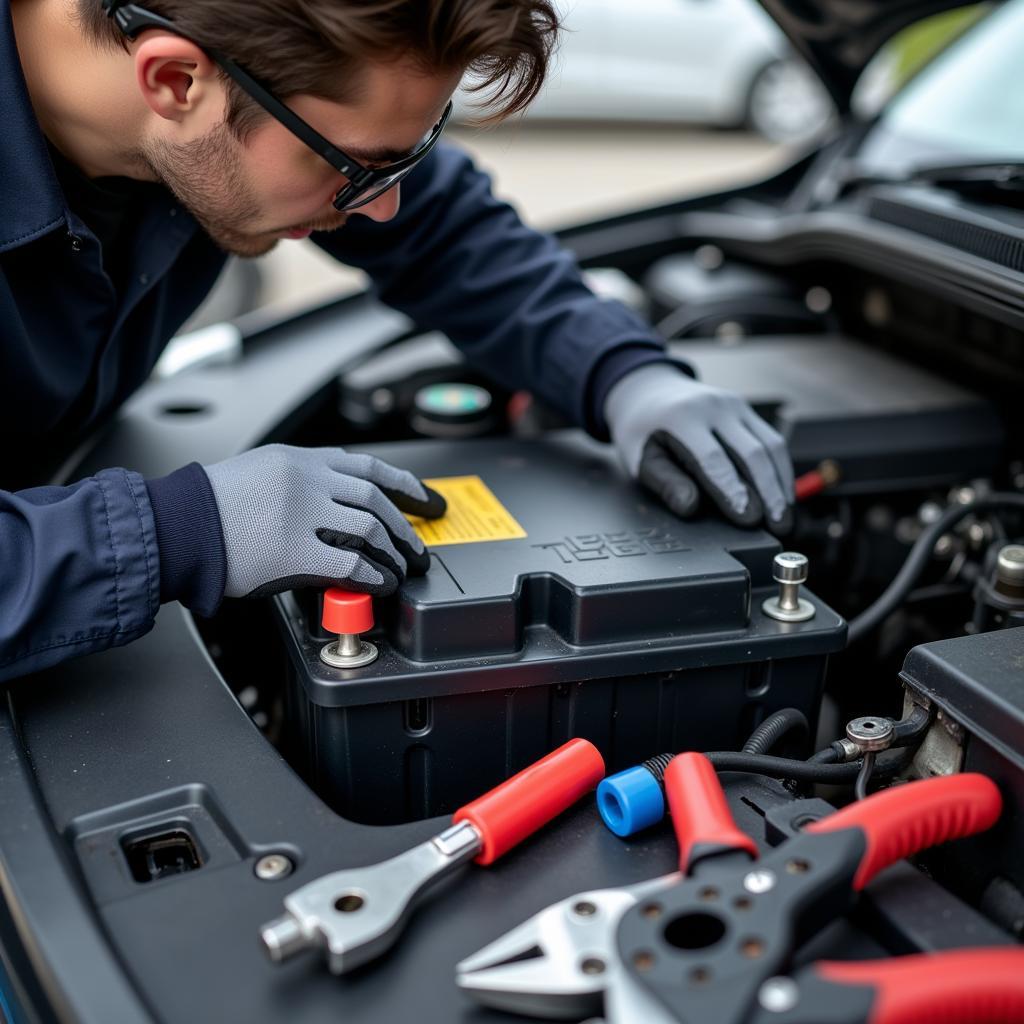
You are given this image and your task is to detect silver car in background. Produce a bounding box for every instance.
[455,0,833,142]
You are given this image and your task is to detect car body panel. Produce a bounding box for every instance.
[456,0,797,126]
[757,0,991,110]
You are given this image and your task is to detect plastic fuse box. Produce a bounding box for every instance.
[274,432,846,825]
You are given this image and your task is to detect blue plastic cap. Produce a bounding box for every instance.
[597,765,666,837]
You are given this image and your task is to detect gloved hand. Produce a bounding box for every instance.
[204,445,446,599]
[605,364,794,530]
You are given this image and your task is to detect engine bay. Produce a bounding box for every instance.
[4,207,1023,1022]
[192,232,1024,990]
[5,0,1024,1017]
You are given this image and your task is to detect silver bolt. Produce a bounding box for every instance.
[743,870,777,895]
[967,522,989,546]
[996,545,1024,586]
[846,717,895,752]
[370,387,394,413]
[320,636,378,668]
[237,685,259,710]
[255,854,294,881]
[774,552,808,586]
[694,244,724,270]
[759,977,799,1013]
[995,545,1024,596]
[714,321,746,342]
[805,286,832,314]
[762,553,815,623]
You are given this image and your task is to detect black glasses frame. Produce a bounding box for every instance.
[101,0,452,211]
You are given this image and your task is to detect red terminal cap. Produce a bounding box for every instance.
[322,589,374,635]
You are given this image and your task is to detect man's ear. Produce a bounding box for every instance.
[133,33,221,121]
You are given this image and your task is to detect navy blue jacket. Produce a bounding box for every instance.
[0,0,668,683]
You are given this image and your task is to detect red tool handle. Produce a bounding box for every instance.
[795,469,829,501]
[806,773,1002,890]
[665,753,757,872]
[795,460,840,502]
[453,738,605,866]
[817,949,1024,1024]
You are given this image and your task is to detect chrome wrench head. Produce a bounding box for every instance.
[456,874,679,1020]
[261,821,481,974]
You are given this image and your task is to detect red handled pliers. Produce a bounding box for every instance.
[458,753,1024,1023]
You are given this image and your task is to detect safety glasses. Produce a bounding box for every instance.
[102,1,452,211]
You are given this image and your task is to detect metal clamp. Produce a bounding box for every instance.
[845,717,895,753]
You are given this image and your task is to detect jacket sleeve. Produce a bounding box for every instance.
[0,468,161,684]
[315,141,673,439]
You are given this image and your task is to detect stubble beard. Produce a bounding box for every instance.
[137,124,285,258]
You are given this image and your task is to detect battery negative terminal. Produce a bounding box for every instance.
[762,552,816,623]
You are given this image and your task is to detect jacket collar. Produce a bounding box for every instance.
[0,0,67,252]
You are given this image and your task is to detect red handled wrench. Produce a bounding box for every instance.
[260,738,604,974]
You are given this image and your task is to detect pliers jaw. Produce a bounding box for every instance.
[455,877,680,1019]
[456,897,607,1020]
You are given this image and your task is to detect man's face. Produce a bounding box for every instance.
[139,59,460,258]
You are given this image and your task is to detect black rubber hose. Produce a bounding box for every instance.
[809,744,843,764]
[847,493,1024,646]
[705,747,913,784]
[742,708,810,756]
[643,752,675,779]
[642,746,908,784]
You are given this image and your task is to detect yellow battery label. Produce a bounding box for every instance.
[407,475,527,546]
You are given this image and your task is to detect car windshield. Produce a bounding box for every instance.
[856,0,1024,177]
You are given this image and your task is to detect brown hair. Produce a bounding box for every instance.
[77,0,560,136]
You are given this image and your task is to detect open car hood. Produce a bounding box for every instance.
[756,0,993,112]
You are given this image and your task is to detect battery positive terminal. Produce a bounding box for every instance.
[319,589,378,669]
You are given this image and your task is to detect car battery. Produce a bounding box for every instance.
[899,627,1024,937]
[274,432,846,825]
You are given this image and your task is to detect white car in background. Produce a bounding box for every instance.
[456,0,833,143]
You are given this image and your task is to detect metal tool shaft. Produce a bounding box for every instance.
[261,820,482,974]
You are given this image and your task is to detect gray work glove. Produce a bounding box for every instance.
[605,364,794,530]
[204,445,446,599]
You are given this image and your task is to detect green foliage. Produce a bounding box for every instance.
[884,5,990,88]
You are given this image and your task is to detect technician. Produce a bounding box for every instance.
[0,0,794,683]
